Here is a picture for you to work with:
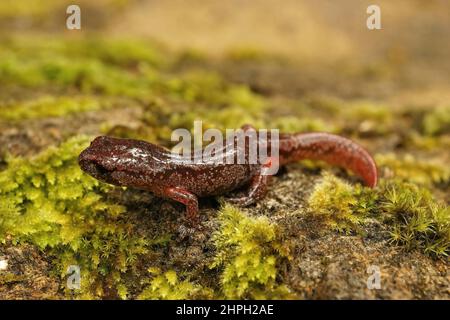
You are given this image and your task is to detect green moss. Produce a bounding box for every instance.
[0,272,27,285]
[139,203,294,300]
[175,49,208,65]
[161,77,266,139]
[406,131,450,151]
[307,95,344,115]
[162,71,264,109]
[422,105,450,136]
[0,0,132,21]
[271,116,336,133]
[0,53,156,99]
[0,96,117,121]
[67,39,167,69]
[307,173,449,258]
[0,37,167,100]
[341,101,393,135]
[308,173,377,233]
[210,203,292,299]
[0,136,149,298]
[138,268,212,300]
[344,101,392,123]
[379,180,449,258]
[167,105,264,136]
[375,153,449,186]
[4,36,167,69]
[225,47,282,63]
[0,39,266,115]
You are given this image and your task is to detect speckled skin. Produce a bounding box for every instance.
[78,125,377,225]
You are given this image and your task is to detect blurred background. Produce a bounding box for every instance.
[1,0,450,99]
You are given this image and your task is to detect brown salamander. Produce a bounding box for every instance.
[78,125,377,225]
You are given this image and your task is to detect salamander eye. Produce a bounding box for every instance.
[92,136,114,146]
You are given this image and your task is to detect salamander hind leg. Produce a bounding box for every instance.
[165,187,200,226]
[226,172,270,207]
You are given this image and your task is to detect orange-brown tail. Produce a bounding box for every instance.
[279,132,378,187]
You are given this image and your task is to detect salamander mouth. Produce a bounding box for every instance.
[91,162,111,180]
[78,151,117,184]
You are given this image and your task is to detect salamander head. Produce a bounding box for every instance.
[78,136,168,188]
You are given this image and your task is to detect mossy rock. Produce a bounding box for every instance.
[0,34,449,300]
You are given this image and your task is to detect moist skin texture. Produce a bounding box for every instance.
[79,125,378,225]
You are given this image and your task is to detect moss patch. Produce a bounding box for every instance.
[0,136,149,298]
[210,203,292,299]
[376,153,450,187]
[380,180,449,258]
[308,173,377,233]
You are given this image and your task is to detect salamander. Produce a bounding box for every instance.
[78,125,377,225]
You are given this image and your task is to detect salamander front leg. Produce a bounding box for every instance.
[165,187,199,226]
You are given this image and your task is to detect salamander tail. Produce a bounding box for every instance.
[279,132,378,188]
